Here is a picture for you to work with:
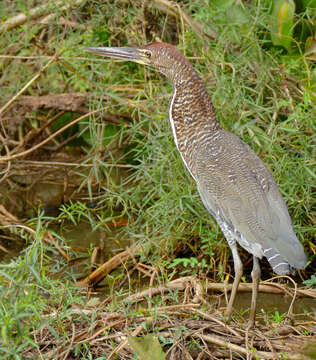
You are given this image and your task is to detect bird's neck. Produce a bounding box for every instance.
[169,72,221,173]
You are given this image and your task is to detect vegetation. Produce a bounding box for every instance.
[0,0,315,358]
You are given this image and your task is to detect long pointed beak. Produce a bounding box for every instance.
[84,46,149,65]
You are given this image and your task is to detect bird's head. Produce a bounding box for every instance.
[85,42,193,84]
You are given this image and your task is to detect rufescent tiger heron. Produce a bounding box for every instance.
[85,43,307,327]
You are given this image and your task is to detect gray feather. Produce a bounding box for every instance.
[194,130,307,270]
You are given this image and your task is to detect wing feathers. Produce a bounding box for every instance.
[195,130,307,269]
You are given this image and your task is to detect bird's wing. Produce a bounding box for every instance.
[194,130,306,268]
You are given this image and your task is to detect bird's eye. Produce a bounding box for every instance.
[145,51,152,58]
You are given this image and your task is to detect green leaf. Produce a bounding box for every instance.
[270,0,295,51]
[303,275,316,288]
[128,334,166,360]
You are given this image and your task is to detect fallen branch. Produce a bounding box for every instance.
[194,333,275,359]
[0,109,101,162]
[123,276,316,304]
[76,244,143,286]
[124,276,197,303]
[0,0,87,33]
[15,93,126,124]
[206,281,316,299]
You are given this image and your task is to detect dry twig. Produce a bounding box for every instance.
[76,244,143,286]
[0,0,87,33]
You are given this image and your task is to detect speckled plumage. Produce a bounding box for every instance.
[85,42,307,326]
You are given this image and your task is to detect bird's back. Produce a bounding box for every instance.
[193,129,307,272]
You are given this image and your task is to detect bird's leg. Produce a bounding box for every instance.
[225,243,243,319]
[248,256,261,328]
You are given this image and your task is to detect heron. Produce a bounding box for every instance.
[85,42,307,327]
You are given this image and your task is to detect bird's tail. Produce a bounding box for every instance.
[263,247,295,275]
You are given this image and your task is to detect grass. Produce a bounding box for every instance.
[0,0,315,358]
[0,218,83,357]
